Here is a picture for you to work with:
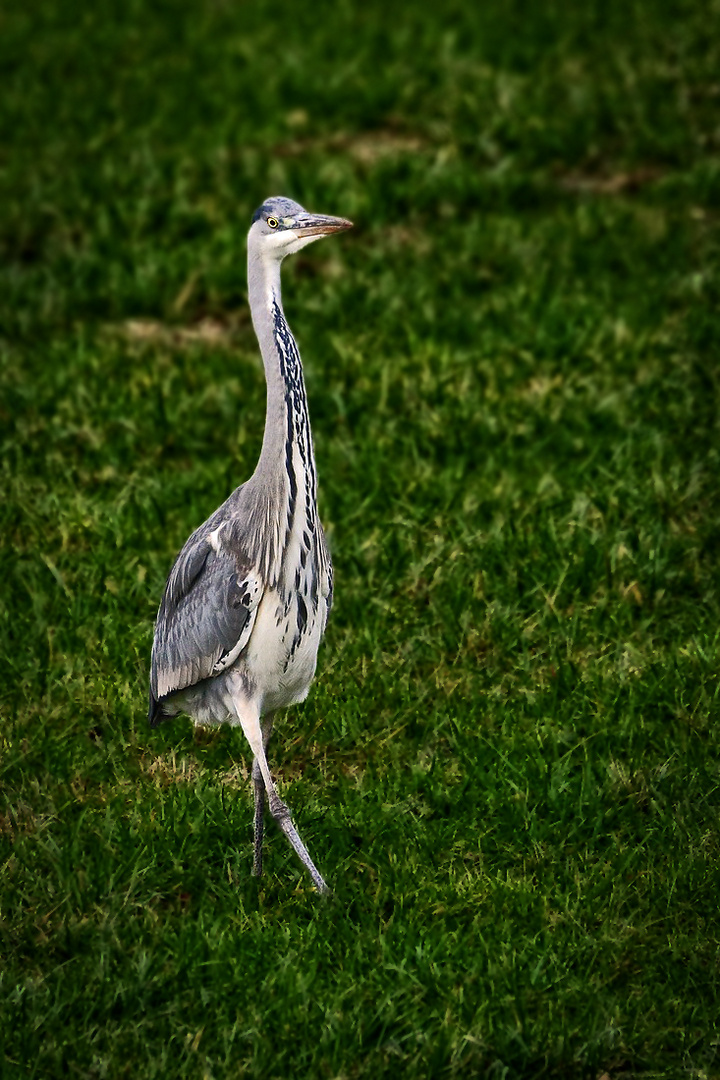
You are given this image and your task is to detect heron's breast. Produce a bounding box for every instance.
[244,571,329,708]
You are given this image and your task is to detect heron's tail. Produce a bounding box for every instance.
[148,686,165,728]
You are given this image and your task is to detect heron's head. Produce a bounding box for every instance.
[249,196,352,260]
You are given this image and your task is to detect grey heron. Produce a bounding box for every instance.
[148,196,353,894]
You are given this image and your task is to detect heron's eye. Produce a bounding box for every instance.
[266,217,279,229]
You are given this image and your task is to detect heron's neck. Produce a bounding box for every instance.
[248,250,318,512]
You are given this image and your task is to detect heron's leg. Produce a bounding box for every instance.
[252,759,265,877]
[230,695,328,894]
[252,713,275,878]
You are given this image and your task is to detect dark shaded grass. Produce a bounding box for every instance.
[2,0,720,1077]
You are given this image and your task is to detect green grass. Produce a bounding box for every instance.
[2,0,720,1076]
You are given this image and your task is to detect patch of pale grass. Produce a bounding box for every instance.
[113,318,237,348]
[274,128,428,163]
[142,750,249,788]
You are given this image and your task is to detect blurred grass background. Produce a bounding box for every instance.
[1,0,719,1077]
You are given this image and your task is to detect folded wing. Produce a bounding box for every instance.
[149,525,262,724]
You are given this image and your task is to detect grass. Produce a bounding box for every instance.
[1,0,720,1076]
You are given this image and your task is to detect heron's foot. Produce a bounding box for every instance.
[314,875,331,897]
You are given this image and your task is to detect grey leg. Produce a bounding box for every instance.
[252,759,265,877]
[251,714,275,878]
[266,786,329,895]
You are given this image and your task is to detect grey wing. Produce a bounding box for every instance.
[149,526,262,724]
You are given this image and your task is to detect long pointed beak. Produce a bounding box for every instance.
[293,214,353,238]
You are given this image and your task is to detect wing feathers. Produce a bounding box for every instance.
[150,531,262,711]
